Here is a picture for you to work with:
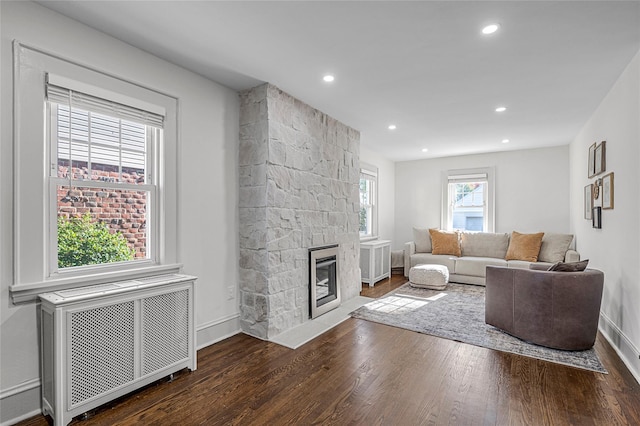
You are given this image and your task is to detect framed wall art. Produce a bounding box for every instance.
[584,184,593,220]
[602,172,614,209]
[594,141,606,176]
[588,143,596,178]
[593,178,602,208]
[592,206,602,229]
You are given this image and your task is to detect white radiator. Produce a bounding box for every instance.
[39,274,197,426]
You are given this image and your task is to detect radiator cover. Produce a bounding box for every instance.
[39,274,197,426]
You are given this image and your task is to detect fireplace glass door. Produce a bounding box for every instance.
[309,245,340,318]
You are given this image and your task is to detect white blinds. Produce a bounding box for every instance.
[447,173,488,183]
[360,170,377,180]
[46,76,164,129]
[360,163,378,180]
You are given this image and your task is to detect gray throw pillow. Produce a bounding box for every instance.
[547,259,589,272]
[538,233,574,263]
[413,227,432,253]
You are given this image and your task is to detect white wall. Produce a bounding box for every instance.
[394,146,570,250]
[360,146,395,245]
[569,49,640,383]
[0,2,240,423]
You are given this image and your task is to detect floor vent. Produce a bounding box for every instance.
[39,274,196,425]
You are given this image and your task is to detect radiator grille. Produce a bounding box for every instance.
[70,301,135,407]
[142,290,189,375]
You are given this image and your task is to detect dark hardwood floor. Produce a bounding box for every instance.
[18,274,640,426]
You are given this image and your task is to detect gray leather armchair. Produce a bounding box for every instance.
[485,265,604,350]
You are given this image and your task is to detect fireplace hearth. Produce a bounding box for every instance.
[309,244,340,318]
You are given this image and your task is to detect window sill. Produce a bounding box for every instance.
[9,263,183,304]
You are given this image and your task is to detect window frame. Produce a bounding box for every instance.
[441,167,495,233]
[359,162,379,241]
[10,42,180,303]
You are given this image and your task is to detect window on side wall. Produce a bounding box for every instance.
[9,42,180,304]
[46,80,163,272]
[359,164,378,239]
[442,168,495,233]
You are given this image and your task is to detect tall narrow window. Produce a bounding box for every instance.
[443,168,494,232]
[359,164,378,239]
[46,77,163,272]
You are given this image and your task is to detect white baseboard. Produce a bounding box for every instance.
[599,312,640,385]
[1,315,241,426]
[0,378,41,426]
[196,313,241,350]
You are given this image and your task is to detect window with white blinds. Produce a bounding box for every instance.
[46,77,164,271]
[359,164,378,239]
[10,44,180,301]
[442,168,494,232]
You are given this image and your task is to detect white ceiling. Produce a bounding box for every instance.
[37,1,640,162]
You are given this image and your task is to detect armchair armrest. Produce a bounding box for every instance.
[404,242,415,277]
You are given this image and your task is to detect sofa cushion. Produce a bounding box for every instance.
[505,231,544,262]
[410,253,457,273]
[547,259,589,272]
[460,232,509,259]
[429,229,461,257]
[538,233,574,263]
[413,227,432,253]
[455,257,507,277]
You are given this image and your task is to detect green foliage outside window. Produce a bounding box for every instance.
[57,214,134,268]
[359,207,367,233]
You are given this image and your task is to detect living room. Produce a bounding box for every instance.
[1,1,639,425]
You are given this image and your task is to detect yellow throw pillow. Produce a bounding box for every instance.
[505,231,545,262]
[429,229,461,257]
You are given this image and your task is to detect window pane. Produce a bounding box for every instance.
[359,177,374,236]
[55,104,147,184]
[451,182,485,232]
[57,185,148,268]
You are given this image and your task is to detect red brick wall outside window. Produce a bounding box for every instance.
[57,161,148,259]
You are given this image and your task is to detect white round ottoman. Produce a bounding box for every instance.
[409,264,449,290]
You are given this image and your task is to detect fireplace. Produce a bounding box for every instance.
[309,244,340,319]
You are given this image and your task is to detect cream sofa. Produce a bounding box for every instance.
[404,229,579,286]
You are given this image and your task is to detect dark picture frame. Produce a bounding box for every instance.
[588,142,597,178]
[602,172,614,210]
[594,141,606,176]
[584,184,593,220]
[592,206,602,229]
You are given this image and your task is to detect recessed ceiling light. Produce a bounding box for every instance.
[388,124,397,130]
[421,148,429,152]
[502,139,510,144]
[323,74,335,82]
[495,106,507,112]
[482,24,500,35]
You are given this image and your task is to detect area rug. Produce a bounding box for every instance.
[350,282,607,373]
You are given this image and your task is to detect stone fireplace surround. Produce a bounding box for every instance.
[238,83,361,340]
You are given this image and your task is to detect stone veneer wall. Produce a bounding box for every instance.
[239,83,361,339]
